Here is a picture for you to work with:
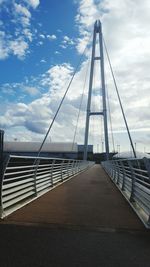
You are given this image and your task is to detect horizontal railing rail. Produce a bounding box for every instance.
[102,157,150,228]
[0,155,94,218]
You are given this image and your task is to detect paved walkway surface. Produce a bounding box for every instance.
[0,164,150,267]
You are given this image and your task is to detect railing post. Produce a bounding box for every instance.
[61,160,64,181]
[112,161,116,180]
[67,160,70,178]
[143,158,150,179]
[0,130,4,214]
[79,161,81,172]
[128,160,136,202]
[76,160,79,173]
[72,160,75,175]
[113,161,117,182]
[116,161,120,185]
[0,155,9,218]
[143,157,150,226]
[109,161,112,177]
[33,158,40,196]
[120,161,125,190]
[75,160,78,174]
[50,159,55,187]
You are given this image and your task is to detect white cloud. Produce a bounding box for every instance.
[47,34,57,40]
[0,0,40,60]
[14,3,31,18]
[0,62,87,142]
[60,44,67,49]
[24,0,40,9]
[23,86,39,96]
[60,35,75,49]
[14,3,31,27]
[0,31,9,59]
[41,63,74,99]
[0,32,29,60]
[9,38,29,59]
[37,41,43,46]
[55,51,60,55]
[40,59,46,63]
[39,34,45,39]
[23,28,32,41]
[57,29,62,33]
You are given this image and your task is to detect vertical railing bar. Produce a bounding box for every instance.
[120,161,125,190]
[51,159,55,187]
[143,158,150,179]
[61,160,64,181]
[72,160,74,175]
[143,157,150,226]
[67,160,70,178]
[0,155,10,218]
[33,158,40,196]
[116,161,120,185]
[127,160,136,202]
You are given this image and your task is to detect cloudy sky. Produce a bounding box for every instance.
[0,0,150,153]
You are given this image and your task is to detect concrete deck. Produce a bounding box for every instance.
[0,164,150,267]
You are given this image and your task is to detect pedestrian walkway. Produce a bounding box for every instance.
[2,164,144,230]
[1,164,150,267]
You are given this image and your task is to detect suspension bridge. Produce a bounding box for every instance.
[0,20,150,267]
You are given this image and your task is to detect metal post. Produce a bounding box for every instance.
[116,161,120,184]
[61,160,64,181]
[67,160,71,178]
[0,130,4,216]
[120,161,126,190]
[143,157,150,179]
[99,21,109,160]
[50,159,55,186]
[83,20,109,160]
[83,22,96,160]
[0,130,4,184]
[33,158,40,196]
[128,160,136,202]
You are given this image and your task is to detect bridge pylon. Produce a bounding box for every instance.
[84,20,109,160]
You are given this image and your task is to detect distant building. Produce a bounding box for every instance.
[113,151,150,159]
[3,141,93,160]
[77,144,93,160]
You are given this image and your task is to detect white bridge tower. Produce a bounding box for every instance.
[84,20,109,160]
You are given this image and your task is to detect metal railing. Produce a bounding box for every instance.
[102,158,150,228]
[0,155,94,218]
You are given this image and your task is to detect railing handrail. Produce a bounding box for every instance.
[102,158,150,228]
[110,156,150,162]
[8,154,82,161]
[0,155,94,218]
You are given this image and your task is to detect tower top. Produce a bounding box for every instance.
[94,20,101,32]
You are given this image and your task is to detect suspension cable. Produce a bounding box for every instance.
[34,34,92,163]
[103,37,136,158]
[71,58,90,151]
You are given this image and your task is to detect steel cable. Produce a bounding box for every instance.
[34,33,92,164]
[71,58,90,151]
[103,37,136,158]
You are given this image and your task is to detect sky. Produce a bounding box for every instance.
[0,0,150,153]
